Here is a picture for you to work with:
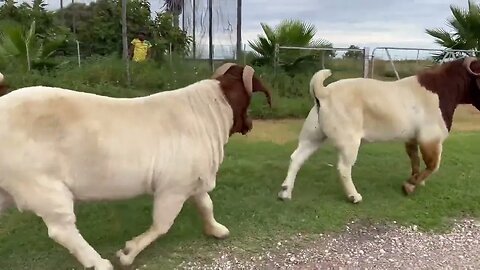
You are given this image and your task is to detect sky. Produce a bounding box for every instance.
[7,0,477,59]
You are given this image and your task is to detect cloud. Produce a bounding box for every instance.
[8,0,477,58]
[242,0,472,50]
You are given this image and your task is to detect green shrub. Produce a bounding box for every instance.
[2,56,430,119]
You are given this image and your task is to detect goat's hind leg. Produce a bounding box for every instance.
[278,109,326,200]
[335,138,362,203]
[16,178,113,270]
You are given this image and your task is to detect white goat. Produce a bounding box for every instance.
[278,57,480,203]
[0,63,271,270]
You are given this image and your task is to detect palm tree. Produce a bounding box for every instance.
[0,20,66,71]
[162,0,183,28]
[426,0,480,60]
[248,19,333,71]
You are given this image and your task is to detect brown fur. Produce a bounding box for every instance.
[403,140,441,194]
[417,58,480,131]
[0,84,8,96]
[405,139,420,177]
[214,64,271,136]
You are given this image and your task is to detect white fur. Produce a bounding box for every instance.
[0,80,234,269]
[278,69,448,203]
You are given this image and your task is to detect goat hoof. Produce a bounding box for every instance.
[116,248,134,266]
[90,259,114,270]
[205,222,230,239]
[348,193,362,203]
[277,188,292,201]
[403,182,416,195]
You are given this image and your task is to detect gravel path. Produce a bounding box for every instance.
[179,219,480,270]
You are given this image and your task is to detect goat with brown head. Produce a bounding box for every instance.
[212,63,272,135]
[418,56,480,130]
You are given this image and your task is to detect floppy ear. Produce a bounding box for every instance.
[251,72,272,108]
[242,65,254,95]
[0,84,8,96]
[211,62,236,79]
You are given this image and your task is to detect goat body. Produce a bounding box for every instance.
[278,58,480,203]
[0,64,271,270]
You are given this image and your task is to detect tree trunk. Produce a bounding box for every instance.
[121,0,131,85]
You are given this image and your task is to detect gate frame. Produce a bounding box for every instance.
[274,44,370,78]
[369,46,480,80]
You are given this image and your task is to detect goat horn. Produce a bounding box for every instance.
[211,62,236,79]
[242,65,254,95]
[463,57,480,76]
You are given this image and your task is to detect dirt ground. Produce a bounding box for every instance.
[180,219,480,270]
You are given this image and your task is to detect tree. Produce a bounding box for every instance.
[151,12,192,58]
[247,19,333,73]
[162,0,183,28]
[0,20,67,71]
[0,0,193,61]
[426,0,480,60]
[344,45,363,59]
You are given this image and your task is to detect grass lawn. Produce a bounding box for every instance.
[1,106,480,269]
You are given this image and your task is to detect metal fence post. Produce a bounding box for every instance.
[384,48,400,80]
[363,47,369,78]
[76,40,81,68]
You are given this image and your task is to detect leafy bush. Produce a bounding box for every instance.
[3,56,429,120]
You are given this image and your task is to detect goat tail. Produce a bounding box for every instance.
[309,69,332,100]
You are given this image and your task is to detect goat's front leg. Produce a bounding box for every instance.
[116,192,187,266]
[192,192,229,239]
[403,140,442,194]
[336,139,362,203]
[404,140,424,186]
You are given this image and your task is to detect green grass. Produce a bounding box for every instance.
[1,129,480,269]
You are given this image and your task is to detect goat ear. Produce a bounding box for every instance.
[242,65,254,95]
[211,62,236,79]
[251,71,272,108]
[0,84,8,96]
